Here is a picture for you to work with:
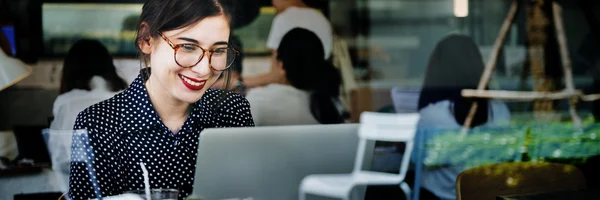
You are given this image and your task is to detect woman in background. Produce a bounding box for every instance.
[416,34,510,199]
[245,28,343,125]
[211,34,246,94]
[50,39,127,131]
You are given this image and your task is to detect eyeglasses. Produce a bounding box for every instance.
[158,32,239,71]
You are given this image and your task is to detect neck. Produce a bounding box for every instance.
[279,1,308,13]
[145,77,190,126]
[275,77,291,86]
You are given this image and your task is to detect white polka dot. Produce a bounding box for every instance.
[68,72,255,199]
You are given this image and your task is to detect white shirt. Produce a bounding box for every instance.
[246,84,319,126]
[48,76,121,194]
[50,76,120,131]
[266,6,333,59]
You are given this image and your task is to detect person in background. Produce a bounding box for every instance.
[211,34,245,94]
[246,28,343,126]
[68,0,254,199]
[415,34,510,200]
[240,0,332,89]
[49,40,127,194]
[50,39,127,131]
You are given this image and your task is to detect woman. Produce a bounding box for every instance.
[245,28,343,125]
[50,39,127,131]
[68,0,254,199]
[416,34,510,200]
[49,39,127,194]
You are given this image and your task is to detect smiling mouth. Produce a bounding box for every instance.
[179,74,206,90]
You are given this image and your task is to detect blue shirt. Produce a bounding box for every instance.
[68,72,254,199]
[417,100,510,200]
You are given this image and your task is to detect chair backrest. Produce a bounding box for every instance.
[354,112,420,181]
[456,162,587,200]
[41,128,75,193]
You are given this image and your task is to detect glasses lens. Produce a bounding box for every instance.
[175,44,204,67]
[210,48,236,71]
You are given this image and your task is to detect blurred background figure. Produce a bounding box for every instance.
[211,35,246,94]
[47,39,127,195]
[241,0,332,89]
[415,34,510,200]
[246,28,343,126]
[50,39,127,131]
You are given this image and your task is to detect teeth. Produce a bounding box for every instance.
[181,76,203,87]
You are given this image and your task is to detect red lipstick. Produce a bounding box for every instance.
[179,74,206,91]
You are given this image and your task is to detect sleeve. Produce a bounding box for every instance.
[68,109,115,199]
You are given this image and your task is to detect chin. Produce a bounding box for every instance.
[176,90,206,104]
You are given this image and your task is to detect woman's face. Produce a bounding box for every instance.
[141,15,230,104]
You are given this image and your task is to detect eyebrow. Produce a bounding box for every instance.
[213,41,229,46]
[177,37,199,44]
[177,37,229,47]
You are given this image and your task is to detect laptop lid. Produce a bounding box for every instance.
[190,124,360,200]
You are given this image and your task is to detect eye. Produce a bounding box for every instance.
[213,48,228,56]
[180,44,199,53]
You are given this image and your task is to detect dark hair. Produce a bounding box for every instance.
[277,28,343,124]
[135,0,235,90]
[0,30,10,55]
[418,34,489,127]
[59,39,127,94]
[229,34,244,74]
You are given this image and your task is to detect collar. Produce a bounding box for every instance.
[119,69,203,133]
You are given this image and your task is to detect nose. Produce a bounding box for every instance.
[191,53,211,76]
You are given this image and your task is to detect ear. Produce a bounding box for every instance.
[138,22,154,55]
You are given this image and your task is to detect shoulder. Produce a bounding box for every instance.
[201,89,250,107]
[419,100,452,117]
[245,85,278,98]
[53,89,89,106]
[53,90,84,114]
[245,86,279,112]
[200,89,252,116]
[74,92,124,130]
[245,87,265,104]
[201,89,254,127]
[417,100,458,129]
[284,7,323,17]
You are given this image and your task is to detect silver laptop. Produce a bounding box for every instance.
[189,124,361,200]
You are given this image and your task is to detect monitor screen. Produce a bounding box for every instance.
[1,25,17,56]
[42,3,143,57]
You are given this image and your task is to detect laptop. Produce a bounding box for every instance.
[189,124,363,200]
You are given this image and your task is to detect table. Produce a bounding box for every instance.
[497,189,600,200]
[0,169,61,200]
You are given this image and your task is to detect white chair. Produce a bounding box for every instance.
[41,128,78,194]
[299,112,420,200]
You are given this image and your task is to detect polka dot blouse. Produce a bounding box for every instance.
[68,72,255,199]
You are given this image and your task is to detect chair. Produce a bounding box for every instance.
[456,162,587,200]
[299,112,420,200]
[41,129,75,194]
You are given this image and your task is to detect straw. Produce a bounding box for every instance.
[139,162,151,200]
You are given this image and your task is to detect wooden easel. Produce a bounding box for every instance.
[460,0,597,134]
